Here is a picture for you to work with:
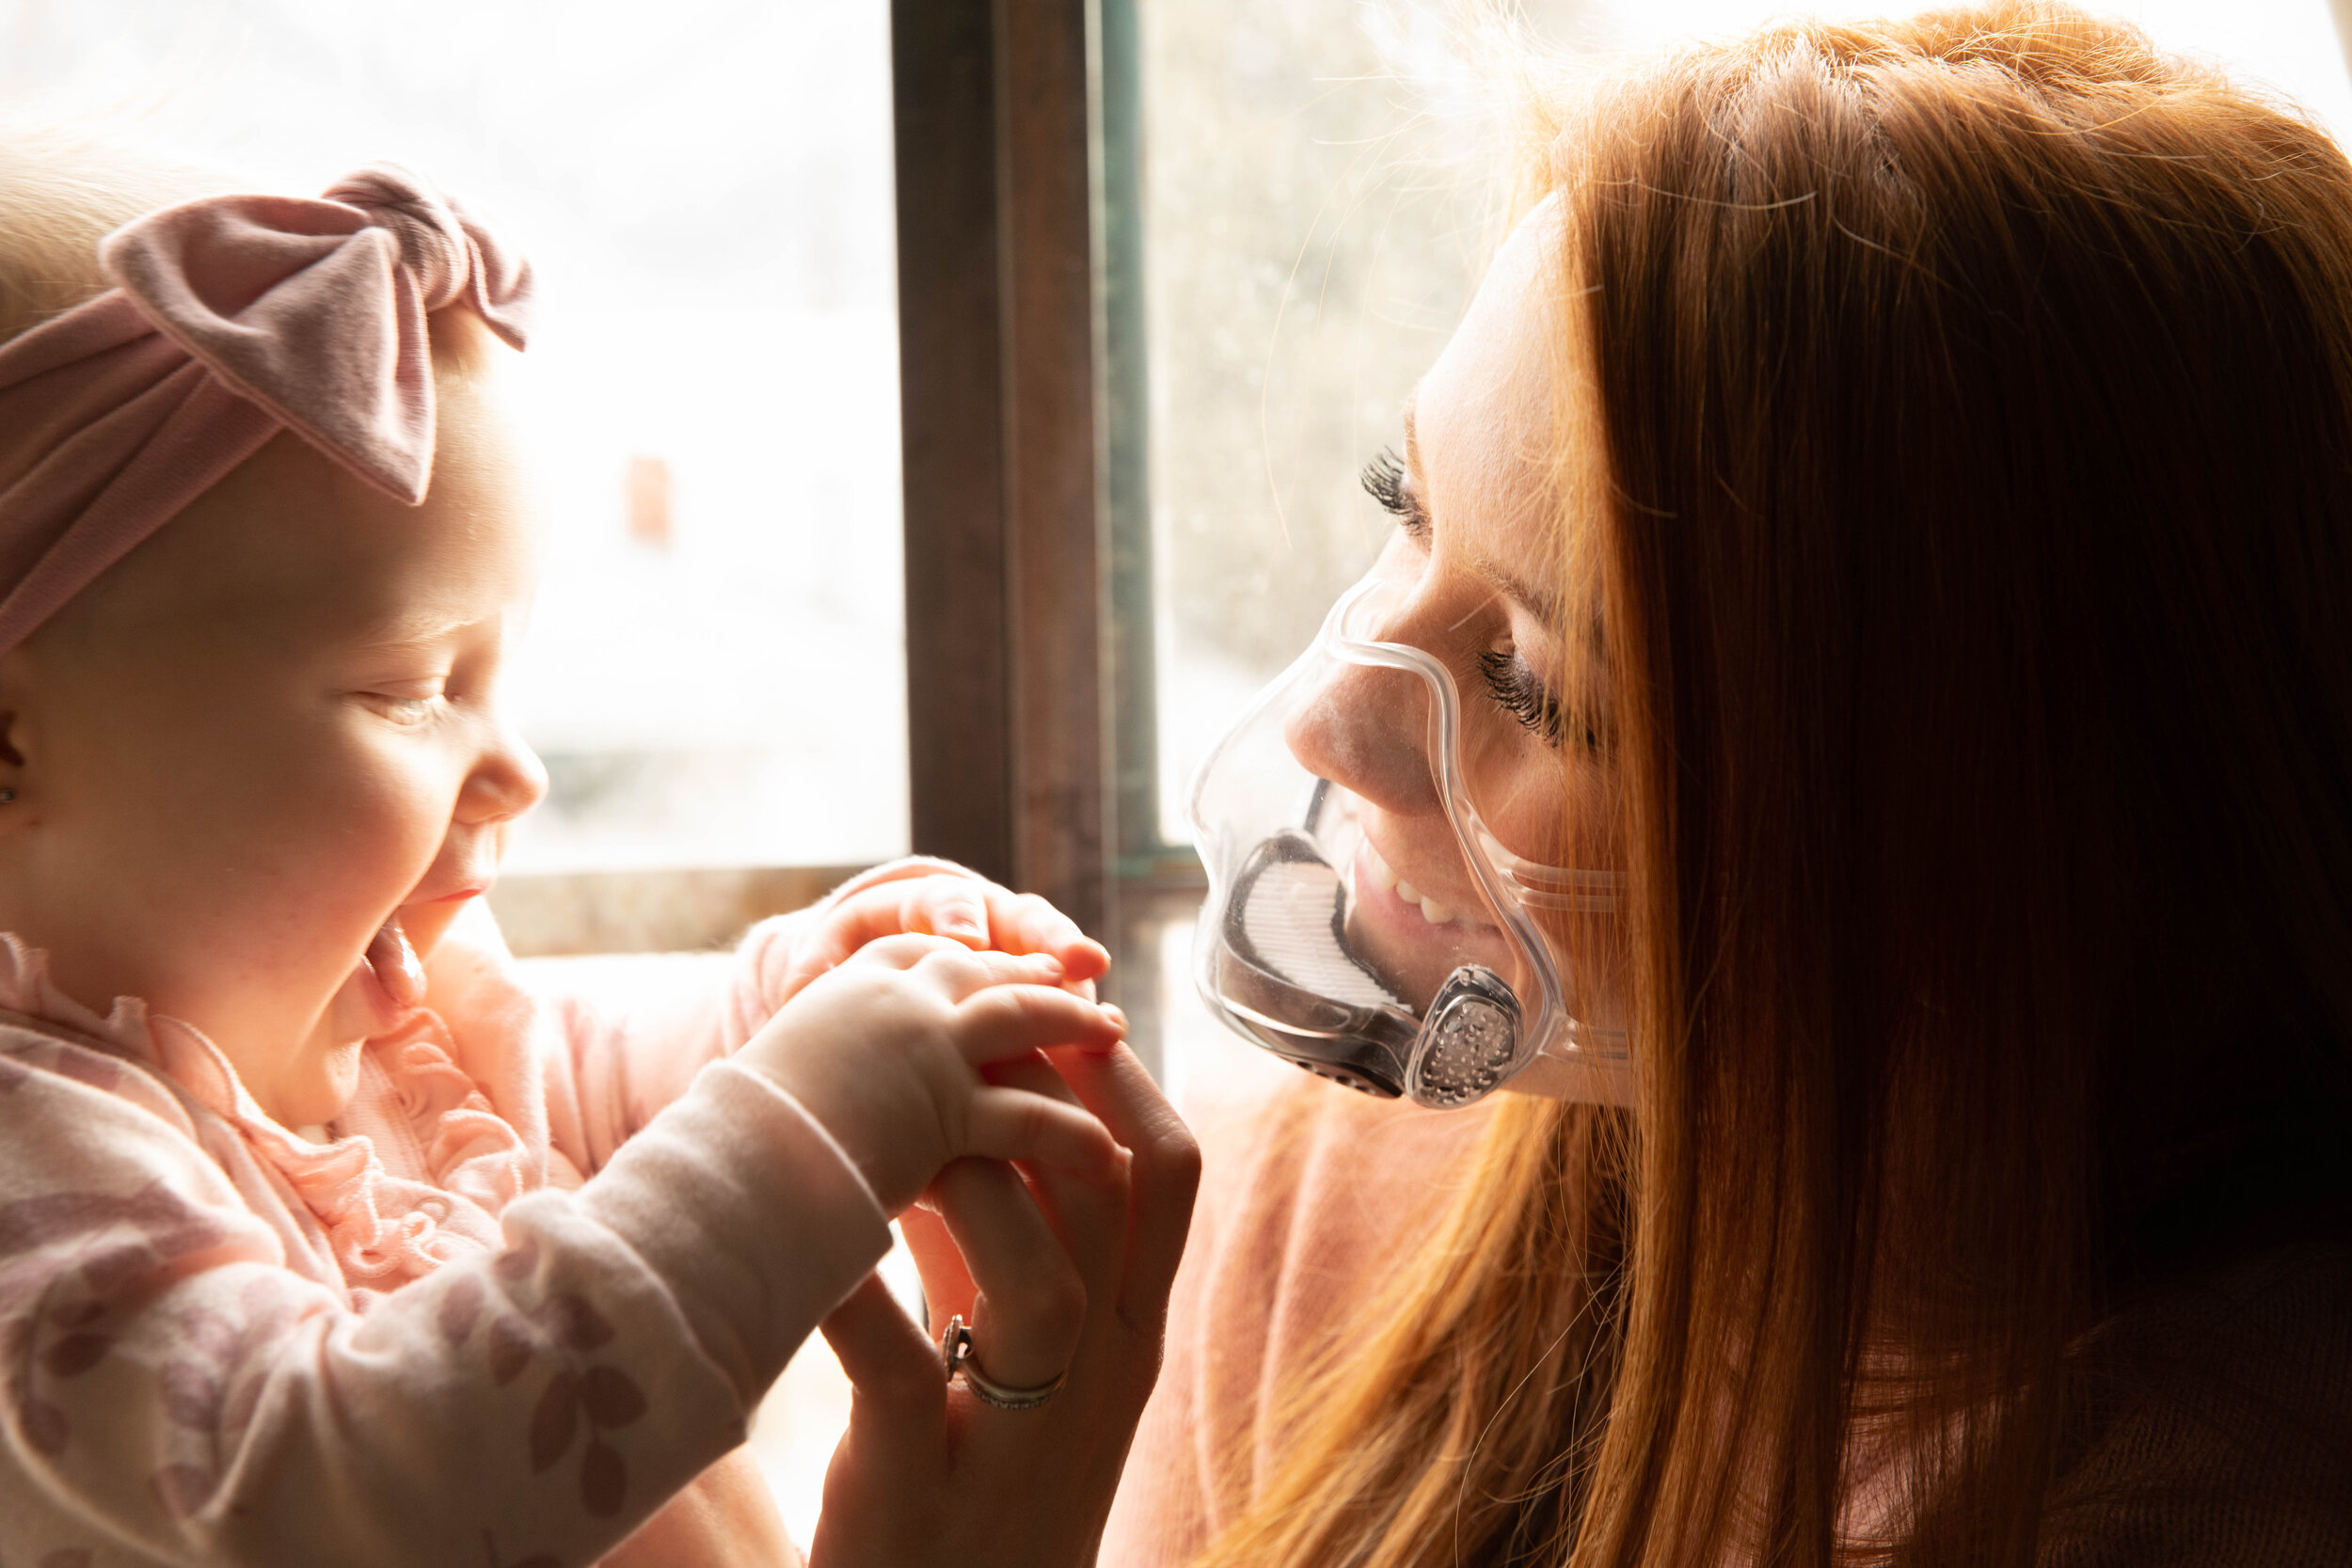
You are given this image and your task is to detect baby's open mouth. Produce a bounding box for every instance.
[364,912,426,1009]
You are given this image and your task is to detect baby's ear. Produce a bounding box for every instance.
[0,632,94,828]
[0,710,26,824]
[0,648,37,815]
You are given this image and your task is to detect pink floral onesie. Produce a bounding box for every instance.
[0,901,885,1566]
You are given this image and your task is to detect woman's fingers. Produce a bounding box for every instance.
[775,869,997,994]
[780,863,1109,996]
[974,1053,1130,1296]
[904,878,992,946]
[926,1158,1088,1391]
[1041,1045,1201,1326]
[819,1271,947,1463]
[977,887,1110,982]
[837,932,1054,982]
[950,980,1125,1059]
[815,1273,950,1566]
[959,1085,1124,1177]
[899,1199,977,1333]
[964,1048,1187,1327]
[771,872,977,996]
[822,1272,946,1410]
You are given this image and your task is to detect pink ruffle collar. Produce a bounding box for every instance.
[0,933,538,1299]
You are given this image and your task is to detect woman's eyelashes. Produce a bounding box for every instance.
[1478,649,1595,751]
[1362,447,1429,540]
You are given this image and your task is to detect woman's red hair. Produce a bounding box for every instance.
[1194,7,2352,1563]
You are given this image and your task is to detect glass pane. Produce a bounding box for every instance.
[1142,0,2352,850]
[1,0,910,874]
[1139,0,1585,846]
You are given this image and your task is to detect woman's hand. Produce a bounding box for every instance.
[740,937,1128,1216]
[806,1043,1200,1567]
[763,859,1111,1009]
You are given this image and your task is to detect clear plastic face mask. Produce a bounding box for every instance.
[1189,568,1632,1110]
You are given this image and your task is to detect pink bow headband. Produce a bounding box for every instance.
[0,165,532,653]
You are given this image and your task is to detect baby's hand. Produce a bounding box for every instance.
[739,934,1127,1215]
[765,860,1109,1009]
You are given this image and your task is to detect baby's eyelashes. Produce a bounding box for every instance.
[358,690,446,726]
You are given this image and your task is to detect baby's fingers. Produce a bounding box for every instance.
[952,982,1126,1063]
[960,1085,1122,1177]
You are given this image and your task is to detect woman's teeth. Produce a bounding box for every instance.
[365,914,426,1009]
[1365,844,1458,926]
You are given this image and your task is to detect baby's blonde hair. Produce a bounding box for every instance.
[0,121,229,342]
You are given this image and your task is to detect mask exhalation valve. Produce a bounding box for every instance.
[1407,966,1522,1107]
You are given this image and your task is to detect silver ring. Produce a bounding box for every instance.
[938,1313,1068,1411]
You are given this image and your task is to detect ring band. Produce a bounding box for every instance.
[938,1313,1069,1411]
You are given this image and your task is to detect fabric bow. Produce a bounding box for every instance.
[0,164,532,653]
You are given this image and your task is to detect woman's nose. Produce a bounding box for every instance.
[458,716,549,826]
[1283,659,1445,817]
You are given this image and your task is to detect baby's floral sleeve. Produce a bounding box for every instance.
[0,1028,887,1568]
[472,860,1103,1187]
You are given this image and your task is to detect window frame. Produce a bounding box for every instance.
[891,0,1199,1075]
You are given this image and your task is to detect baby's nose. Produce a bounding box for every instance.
[463,727,548,825]
[1282,661,1444,817]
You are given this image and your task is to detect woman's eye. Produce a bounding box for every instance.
[1478,650,1595,751]
[1361,447,1429,541]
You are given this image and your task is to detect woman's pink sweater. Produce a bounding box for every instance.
[1105,1039,2352,1565]
[0,901,886,1568]
[1101,1041,1499,1561]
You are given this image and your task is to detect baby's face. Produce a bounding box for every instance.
[0,311,546,1126]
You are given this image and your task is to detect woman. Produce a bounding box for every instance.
[1109,6,2352,1563]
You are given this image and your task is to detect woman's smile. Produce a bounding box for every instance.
[1343,831,1516,1008]
[1360,837,1470,927]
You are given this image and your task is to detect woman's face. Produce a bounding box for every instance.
[1284,208,1621,1027]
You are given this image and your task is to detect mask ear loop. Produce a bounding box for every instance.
[1478,823,1630,1072]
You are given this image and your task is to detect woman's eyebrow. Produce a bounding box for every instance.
[1470,546,1565,630]
[1401,397,1567,630]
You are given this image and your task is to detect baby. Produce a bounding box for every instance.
[0,152,1130,1565]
